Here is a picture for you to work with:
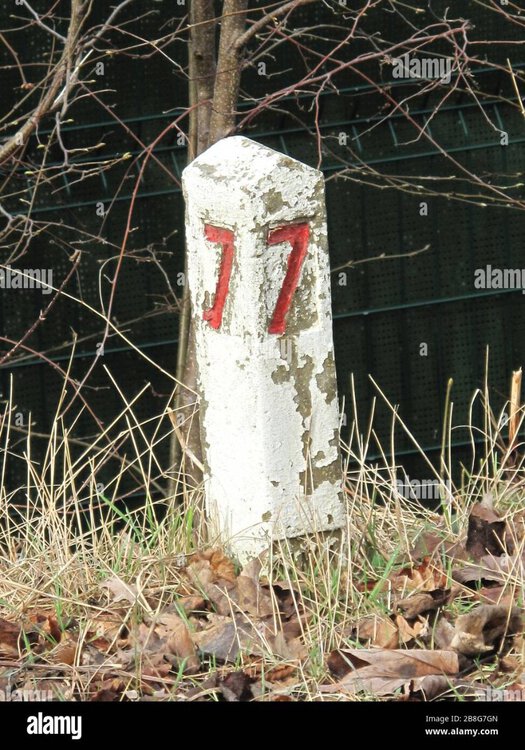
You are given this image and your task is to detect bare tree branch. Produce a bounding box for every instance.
[0,0,85,166]
[234,0,318,52]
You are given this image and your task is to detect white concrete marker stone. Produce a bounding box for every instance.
[182,136,345,562]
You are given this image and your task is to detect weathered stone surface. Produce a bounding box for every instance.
[183,136,345,562]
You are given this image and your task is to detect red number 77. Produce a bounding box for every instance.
[203,222,309,334]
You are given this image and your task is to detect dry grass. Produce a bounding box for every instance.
[0,367,524,701]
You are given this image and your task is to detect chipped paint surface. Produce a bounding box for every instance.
[182,136,345,562]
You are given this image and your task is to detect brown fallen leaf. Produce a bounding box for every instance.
[100,574,139,605]
[175,596,207,614]
[192,616,254,663]
[187,549,237,585]
[354,614,399,648]
[92,678,126,701]
[411,531,446,559]
[322,648,459,696]
[217,671,254,702]
[451,604,522,656]
[29,612,63,644]
[266,664,297,682]
[270,631,307,661]
[410,675,496,701]
[454,553,524,586]
[152,612,200,673]
[235,556,274,618]
[432,617,456,650]
[390,558,448,595]
[192,614,275,663]
[0,618,21,656]
[47,633,78,666]
[466,494,509,560]
[395,614,428,645]
[396,588,451,618]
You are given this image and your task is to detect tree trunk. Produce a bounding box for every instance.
[169,0,249,536]
[209,0,249,143]
[168,0,218,516]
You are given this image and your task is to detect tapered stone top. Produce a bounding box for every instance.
[183,135,324,226]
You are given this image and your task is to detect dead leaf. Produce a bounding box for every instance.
[266,664,296,682]
[152,613,200,673]
[187,549,237,585]
[395,614,428,644]
[354,614,399,648]
[236,555,273,618]
[47,633,78,666]
[0,618,21,656]
[322,648,459,696]
[217,671,253,701]
[29,612,63,644]
[466,495,509,560]
[454,553,524,587]
[175,596,207,614]
[411,531,445,559]
[396,588,451,618]
[270,631,307,661]
[391,558,448,595]
[433,617,456,650]
[101,575,139,605]
[410,675,492,700]
[192,615,271,663]
[451,604,522,656]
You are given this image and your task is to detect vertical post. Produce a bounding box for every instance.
[182,136,345,562]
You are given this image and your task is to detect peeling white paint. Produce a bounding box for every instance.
[182,136,345,562]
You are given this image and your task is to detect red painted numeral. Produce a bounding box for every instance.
[203,224,235,329]
[202,221,309,334]
[267,223,309,335]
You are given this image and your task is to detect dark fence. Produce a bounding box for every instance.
[1,1,524,496]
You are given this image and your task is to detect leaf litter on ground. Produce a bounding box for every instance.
[1,484,525,701]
